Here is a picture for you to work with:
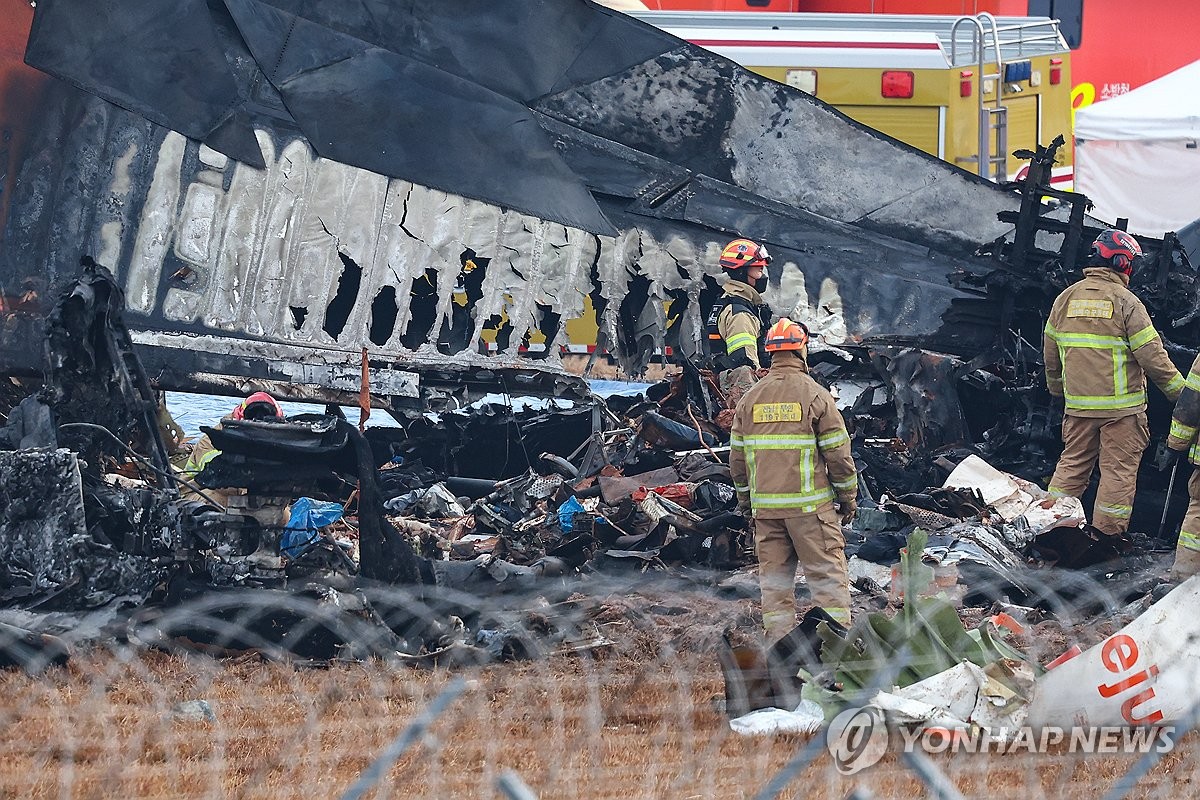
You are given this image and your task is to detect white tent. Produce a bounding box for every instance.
[1075,60,1200,237]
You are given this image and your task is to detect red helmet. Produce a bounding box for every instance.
[232,391,283,421]
[1090,229,1142,275]
[764,318,810,352]
[719,238,771,271]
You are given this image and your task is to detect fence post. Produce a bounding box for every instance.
[340,677,471,800]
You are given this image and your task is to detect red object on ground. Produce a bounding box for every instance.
[1044,643,1084,670]
[631,484,695,506]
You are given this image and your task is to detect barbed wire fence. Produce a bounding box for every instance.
[0,565,1194,800]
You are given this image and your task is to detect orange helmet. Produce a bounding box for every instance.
[764,318,809,352]
[719,238,771,271]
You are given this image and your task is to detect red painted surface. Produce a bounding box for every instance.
[0,1,47,248]
[799,0,1022,12]
[687,38,941,49]
[650,0,1199,103]
[645,0,804,10]
[1068,0,1199,110]
[643,0,1023,13]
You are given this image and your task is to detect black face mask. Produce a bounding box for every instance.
[753,275,768,293]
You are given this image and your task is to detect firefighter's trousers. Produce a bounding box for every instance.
[1172,469,1200,579]
[1049,412,1148,535]
[754,504,851,644]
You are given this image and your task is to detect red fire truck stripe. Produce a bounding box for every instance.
[688,39,942,50]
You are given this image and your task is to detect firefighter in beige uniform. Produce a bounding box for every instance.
[729,318,857,642]
[706,238,773,406]
[182,392,284,506]
[1044,229,1184,534]
[1160,353,1200,577]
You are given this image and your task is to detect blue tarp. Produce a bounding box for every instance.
[557,496,586,532]
[281,497,344,558]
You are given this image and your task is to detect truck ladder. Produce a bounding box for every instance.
[952,12,1007,182]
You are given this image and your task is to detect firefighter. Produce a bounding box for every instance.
[706,237,773,406]
[1044,229,1184,535]
[729,318,857,642]
[1159,354,1200,578]
[182,392,284,505]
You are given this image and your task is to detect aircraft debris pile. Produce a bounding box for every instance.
[0,252,1182,681]
[2,0,1200,690]
[723,525,1191,741]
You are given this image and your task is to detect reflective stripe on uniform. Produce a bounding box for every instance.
[1063,390,1146,411]
[762,610,795,631]
[1170,419,1198,441]
[1167,373,1187,394]
[1128,325,1159,350]
[1046,329,1128,349]
[751,488,836,509]
[1187,372,1200,392]
[1112,345,1128,396]
[1179,530,1200,553]
[184,447,220,475]
[738,432,850,512]
[747,449,758,501]
[832,475,858,494]
[738,434,818,449]
[733,482,749,492]
[1047,485,1072,498]
[816,429,850,450]
[1095,502,1132,519]
[725,332,757,354]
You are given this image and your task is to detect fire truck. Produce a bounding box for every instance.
[630,0,1199,132]
[631,10,1075,184]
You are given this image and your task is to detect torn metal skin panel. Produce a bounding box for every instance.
[2,107,601,407]
[531,43,1035,256]
[2,0,1061,396]
[0,88,992,395]
[3,0,1184,407]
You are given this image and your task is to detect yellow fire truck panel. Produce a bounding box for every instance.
[634,11,1075,185]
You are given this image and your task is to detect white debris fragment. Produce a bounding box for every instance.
[848,556,893,590]
[1028,575,1200,728]
[729,699,826,736]
[944,454,1085,542]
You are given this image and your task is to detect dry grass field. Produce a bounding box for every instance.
[0,585,1194,799]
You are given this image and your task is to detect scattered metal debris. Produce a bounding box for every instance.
[1,2,1199,713]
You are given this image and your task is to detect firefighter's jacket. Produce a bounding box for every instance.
[183,429,220,476]
[709,279,770,370]
[729,355,857,518]
[1044,268,1183,417]
[1167,353,1200,464]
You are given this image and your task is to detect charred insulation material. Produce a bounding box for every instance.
[0,449,163,608]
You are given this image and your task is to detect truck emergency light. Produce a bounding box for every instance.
[881,70,914,99]
[1003,60,1033,84]
[1050,58,1063,85]
[959,70,973,98]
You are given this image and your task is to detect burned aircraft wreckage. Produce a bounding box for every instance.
[1,0,1200,665]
